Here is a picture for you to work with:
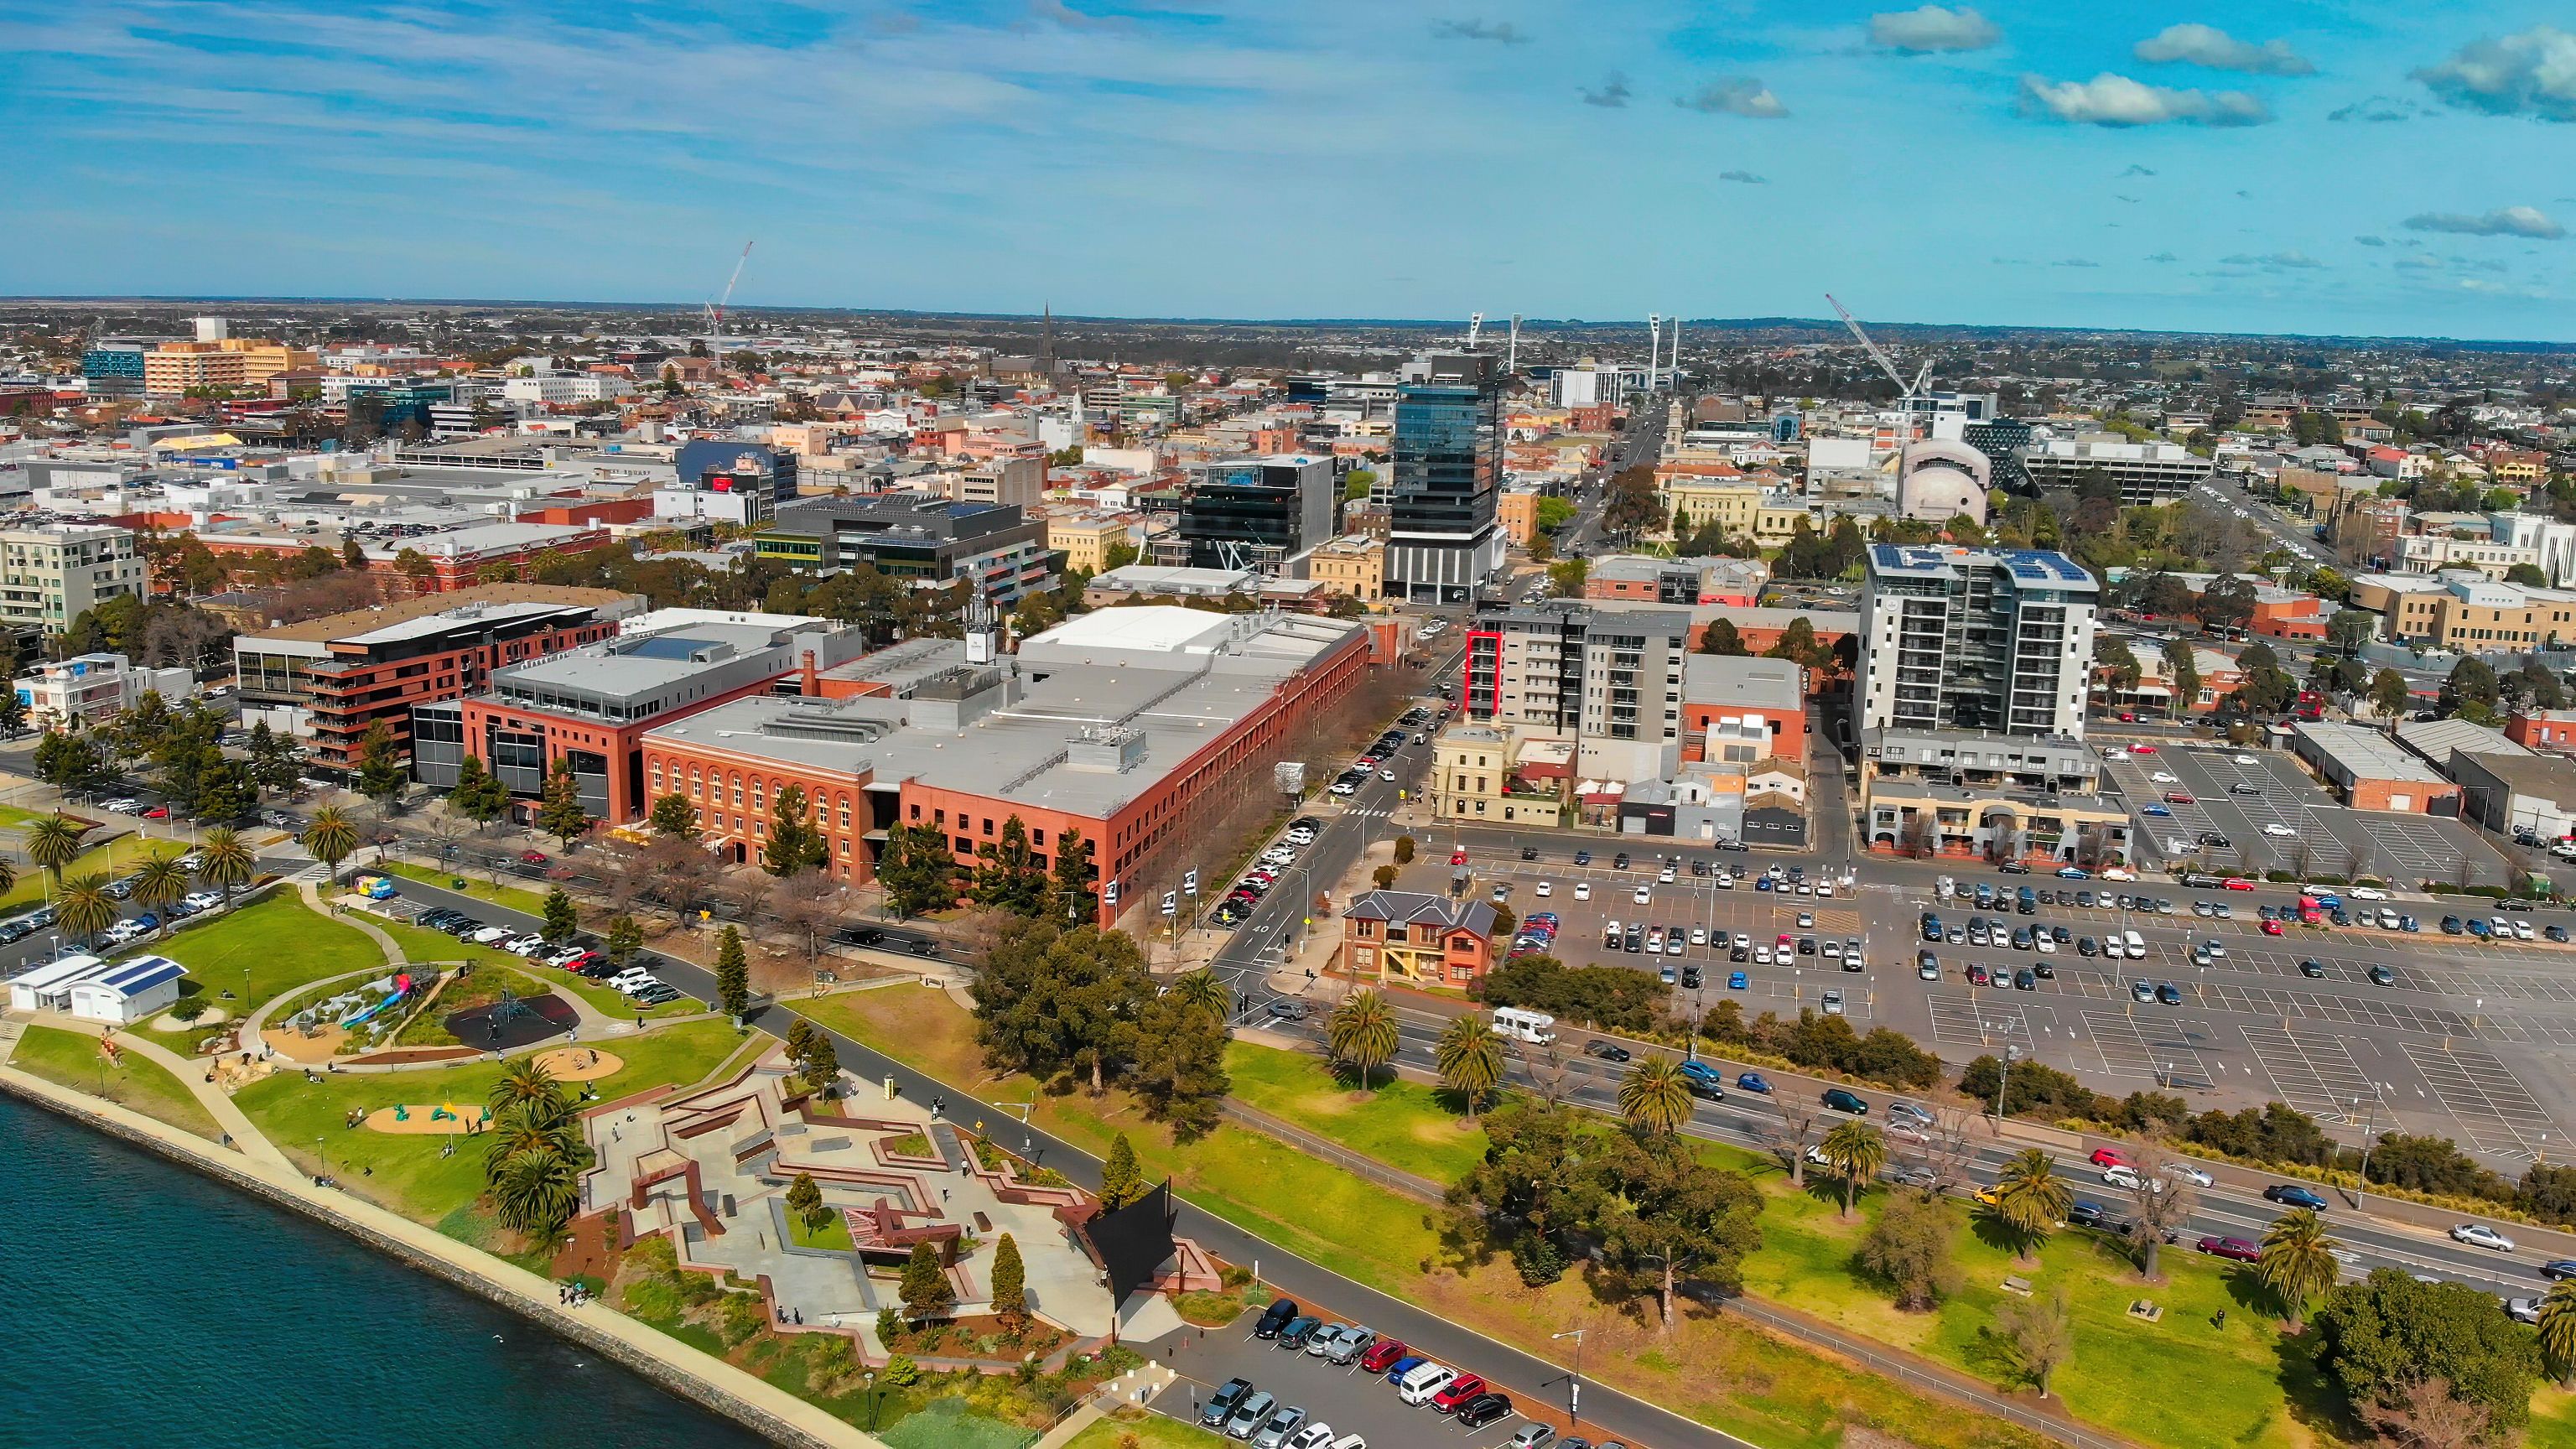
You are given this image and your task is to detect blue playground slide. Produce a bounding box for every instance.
[338,978,412,1028]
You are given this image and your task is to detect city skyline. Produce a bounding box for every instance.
[8,3,2576,339]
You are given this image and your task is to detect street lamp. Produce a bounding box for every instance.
[863,1371,879,1431]
[2350,1088,2385,1209]
[1993,1043,2020,1122]
[1550,1328,1587,1428]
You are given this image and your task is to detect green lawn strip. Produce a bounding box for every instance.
[1066,1410,1228,1449]
[12,1024,225,1142]
[2534,1386,2576,1449]
[232,1018,746,1225]
[0,834,179,917]
[371,919,695,1021]
[1221,1040,1488,1182]
[787,1211,855,1252]
[0,802,58,833]
[133,895,392,1054]
[377,860,552,917]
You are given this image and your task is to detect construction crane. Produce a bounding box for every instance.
[1826,293,1931,444]
[704,241,755,351]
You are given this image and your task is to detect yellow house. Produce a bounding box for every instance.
[1663,480,1762,538]
[1310,534,1385,603]
[1047,515,1131,574]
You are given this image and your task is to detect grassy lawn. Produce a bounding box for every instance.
[232,1018,750,1227]
[371,918,698,1021]
[377,860,553,917]
[802,989,2066,1449]
[11,1024,224,1143]
[0,833,179,917]
[1066,1410,1226,1449]
[787,1210,854,1252]
[135,895,392,1054]
[1223,1040,1488,1182]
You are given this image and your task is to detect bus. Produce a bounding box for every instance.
[1491,1007,1558,1045]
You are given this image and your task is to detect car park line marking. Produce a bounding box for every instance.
[2400,1043,2556,1161]
[2240,1024,2370,1123]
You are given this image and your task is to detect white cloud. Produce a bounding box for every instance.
[1676,77,1789,118]
[1026,0,1130,32]
[1867,6,2000,54]
[2132,23,2314,76]
[2396,252,2445,269]
[2414,25,2576,120]
[2403,206,2566,239]
[2017,73,2270,127]
[1431,18,1530,44]
[2220,251,2324,268]
[1579,74,1630,107]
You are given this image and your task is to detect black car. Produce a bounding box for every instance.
[2067,1200,2114,1229]
[1252,1297,1299,1338]
[1583,1039,1633,1063]
[2156,982,2183,1005]
[1680,965,1704,988]
[2032,961,2055,979]
[2264,1183,2329,1210]
[1275,1315,1320,1349]
[838,926,886,947]
[2012,968,2037,990]
[1455,1392,1514,1430]
[1572,849,1592,866]
[908,938,941,958]
[2367,965,2397,986]
[2552,926,2572,943]
[1997,860,2031,875]
[1519,847,1540,860]
[1612,852,1630,870]
[2542,1260,2576,1281]
[2077,937,2098,956]
[2299,958,2326,978]
[0,922,29,944]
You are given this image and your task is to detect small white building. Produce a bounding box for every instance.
[14,652,197,730]
[8,953,185,1024]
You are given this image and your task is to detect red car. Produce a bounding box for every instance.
[1358,1338,1410,1375]
[2132,744,2158,754]
[143,806,170,818]
[2117,711,2138,722]
[2163,792,2194,805]
[2198,1235,2262,1263]
[2260,919,2284,936]
[2223,877,2256,891]
[2089,1146,2128,1169]
[1450,849,1468,866]
[521,849,550,865]
[1431,1374,1488,1414]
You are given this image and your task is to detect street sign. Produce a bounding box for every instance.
[1160,891,1177,917]
[1182,869,1199,896]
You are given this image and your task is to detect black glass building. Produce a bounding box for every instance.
[1387,352,1502,605]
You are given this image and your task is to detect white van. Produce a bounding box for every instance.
[1331,1436,1368,1449]
[2122,929,2146,960]
[1397,1361,1457,1405]
[1492,1007,1558,1045]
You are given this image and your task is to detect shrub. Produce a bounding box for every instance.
[2187,1102,2336,1166]
[1479,954,1669,1034]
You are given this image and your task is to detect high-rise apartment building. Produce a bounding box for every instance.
[1858,545,2097,739]
[1386,352,1502,604]
[1463,600,1690,780]
[0,523,147,633]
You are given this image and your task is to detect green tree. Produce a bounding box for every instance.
[2196,574,2257,632]
[2258,1208,2342,1332]
[879,823,958,918]
[246,722,302,800]
[989,1232,1027,1328]
[195,826,255,913]
[648,791,700,839]
[31,732,108,792]
[23,812,89,889]
[2537,1278,2576,1389]
[969,814,1049,916]
[1371,863,1399,890]
[448,753,506,828]
[2507,562,2550,588]
[487,1139,582,1239]
[301,807,358,885]
[1593,1131,1764,1337]
[1167,968,1228,1018]
[1819,1119,1888,1219]
[969,921,1150,1095]
[1392,834,1415,865]
[1099,1132,1145,1209]
[535,761,591,849]
[355,720,406,808]
[1128,988,1231,1139]
[1997,1283,2075,1398]
[1765,615,1834,671]
[490,1059,565,1120]
[897,1241,955,1322]
[761,783,827,877]
[2093,634,2142,699]
[792,1023,839,1092]
[786,1171,830,1234]
[542,886,579,943]
[2370,668,2413,720]
[1697,618,1749,656]
[2441,656,2501,719]
[1342,468,1377,502]
[1325,988,1400,1090]
[0,688,25,737]
[1435,1014,1507,1119]
[2161,638,2202,719]
[1547,558,1588,597]
[58,872,115,946]
[2315,1269,2540,1436]
[1857,1191,1959,1310]
[714,924,750,1019]
[1617,1056,1694,1135]
[606,914,643,970]
[1987,1148,2072,1262]
[128,853,188,937]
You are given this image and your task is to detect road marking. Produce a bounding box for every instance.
[2401,1043,2556,1160]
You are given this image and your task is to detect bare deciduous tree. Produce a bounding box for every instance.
[776,872,846,965]
[2361,1378,2490,1449]
[1514,1039,1575,1109]
[2124,1137,2198,1280]
[1771,1094,1825,1187]
[1913,1104,1981,1199]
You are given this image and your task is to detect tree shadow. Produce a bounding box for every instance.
[2269,1322,2360,1445]
[1965,1210,2043,1263]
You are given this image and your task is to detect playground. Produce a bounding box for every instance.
[445,989,577,1052]
[362,1101,492,1135]
[531,1046,622,1082]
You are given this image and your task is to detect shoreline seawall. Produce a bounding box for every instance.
[0,1063,881,1449]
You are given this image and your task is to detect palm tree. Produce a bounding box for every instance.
[1167,968,1229,1019]
[1323,989,1400,1090]
[195,827,256,912]
[1433,1015,1506,1119]
[302,807,358,885]
[491,1060,567,1123]
[1989,1148,2073,1262]
[128,854,188,937]
[0,855,19,901]
[2538,1279,2576,1389]
[25,813,88,889]
[2256,1208,2340,1332]
[1618,1057,1694,1136]
[482,1098,582,1182]
[1819,1120,1888,1219]
[488,1141,583,1238]
[57,872,115,948]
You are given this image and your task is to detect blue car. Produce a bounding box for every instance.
[1384,1354,1426,1384]
[1728,970,1748,989]
[1736,1071,1773,1093]
[2264,1183,2329,1210]
[131,911,159,931]
[2142,804,2171,817]
[2468,917,2491,937]
[2056,866,2090,880]
[1754,877,1774,892]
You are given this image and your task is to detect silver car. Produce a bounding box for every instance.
[1251,1405,1308,1449]
[1225,1391,1276,1440]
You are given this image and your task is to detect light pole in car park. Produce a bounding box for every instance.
[1551,1327,1587,1429]
[2350,1086,2387,1209]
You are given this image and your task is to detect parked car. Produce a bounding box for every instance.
[1822,1088,1868,1115]
[2265,1184,2329,1210]
[1253,1297,1299,1338]
[1223,1390,1277,1439]
[2197,1236,2262,1263]
[1455,1394,1514,1431]
[1202,1379,1255,1429]
[2453,1223,2516,1252]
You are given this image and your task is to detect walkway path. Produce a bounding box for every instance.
[302,880,404,966]
[16,1010,298,1173]
[0,1047,886,1449]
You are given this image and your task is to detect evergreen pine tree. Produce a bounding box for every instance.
[535,761,592,848]
[648,792,700,839]
[989,1232,1026,1327]
[543,886,579,943]
[714,924,750,1019]
[786,1171,829,1233]
[606,914,642,969]
[898,1241,954,1322]
[1098,1132,1144,1209]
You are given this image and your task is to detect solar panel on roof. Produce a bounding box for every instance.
[623,635,715,660]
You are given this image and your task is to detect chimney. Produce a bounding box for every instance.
[800,650,818,696]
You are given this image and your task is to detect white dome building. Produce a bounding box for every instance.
[1896,441,1992,526]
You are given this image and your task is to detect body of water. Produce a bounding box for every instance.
[0,1092,776,1449]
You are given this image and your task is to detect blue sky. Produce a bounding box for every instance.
[8,2,2576,340]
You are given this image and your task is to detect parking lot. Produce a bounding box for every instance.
[2106,745,2511,887]
[1146,1305,1582,1449]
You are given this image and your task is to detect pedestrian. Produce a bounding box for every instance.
[2215,1309,2228,1329]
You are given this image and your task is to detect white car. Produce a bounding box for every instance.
[1379,770,1394,782]
[2452,1223,2516,1252]
[1329,781,1357,797]
[2151,771,2179,783]
[2101,1164,2162,1192]
[1572,882,1590,901]
[2234,754,2257,765]
[1690,927,1707,946]
[1534,880,1552,897]
[1633,886,1650,905]
[2163,1162,2215,1187]
[470,925,515,945]
[2034,935,2057,953]
[2515,920,2536,940]
[2168,838,2193,854]
[182,891,223,911]
[1815,882,1836,898]
[1754,947,1774,965]
[2264,823,2295,838]
[2347,886,2386,901]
